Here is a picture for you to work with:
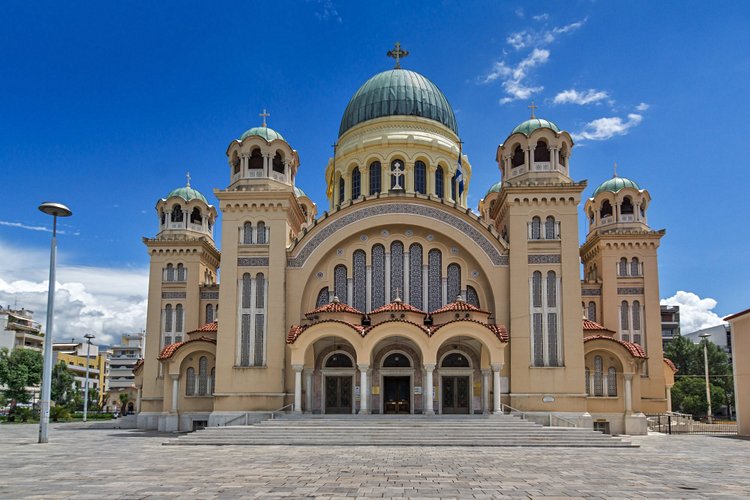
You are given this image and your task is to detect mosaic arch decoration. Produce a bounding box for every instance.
[287,203,507,268]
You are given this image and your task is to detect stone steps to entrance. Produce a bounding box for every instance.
[165,414,637,447]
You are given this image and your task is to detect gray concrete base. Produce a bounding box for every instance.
[625,412,648,435]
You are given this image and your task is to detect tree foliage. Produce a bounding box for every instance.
[51,361,77,408]
[0,348,43,405]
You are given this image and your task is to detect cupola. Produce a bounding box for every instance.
[156,174,218,240]
[584,165,651,235]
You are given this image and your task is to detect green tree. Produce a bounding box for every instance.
[51,361,77,408]
[671,377,726,416]
[0,348,43,412]
[119,392,130,413]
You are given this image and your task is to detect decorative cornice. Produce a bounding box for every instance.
[617,287,644,295]
[200,291,220,300]
[528,254,561,264]
[238,257,269,267]
[581,288,601,296]
[162,291,186,299]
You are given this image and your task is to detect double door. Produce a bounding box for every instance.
[325,376,352,414]
[442,375,470,414]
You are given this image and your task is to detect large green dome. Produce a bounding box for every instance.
[240,126,285,142]
[485,181,502,197]
[339,69,458,137]
[166,186,208,204]
[592,176,641,197]
[511,118,560,136]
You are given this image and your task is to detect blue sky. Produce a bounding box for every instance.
[1,1,748,342]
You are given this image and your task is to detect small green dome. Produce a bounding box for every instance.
[485,181,502,196]
[240,126,285,142]
[592,176,641,197]
[166,186,208,204]
[339,69,458,137]
[293,185,307,198]
[511,118,560,136]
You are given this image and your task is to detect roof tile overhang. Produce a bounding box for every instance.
[582,318,615,334]
[305,301,364,318]
[430,300,489,315]
[663,358,678,372]
[370,300,426,315]
[158,336,217,360]
[187,321,218,335]
[584,335,647,358]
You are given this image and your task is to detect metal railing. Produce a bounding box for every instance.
[221,403,296,426]
[500,403,527,420]
[646,412,737,435]
[549,414,578,428]
[500,403,577,427]
[270,403,295,420]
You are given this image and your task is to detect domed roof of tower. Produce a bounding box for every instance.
[511,117,561,136]
[293,185,307,198]
[240,126,285,142]
[339,69,458,137]
[485,181,502,197]
[165,185,208,204]
[592,175,641,197]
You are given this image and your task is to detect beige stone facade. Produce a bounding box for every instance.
[725,308,750,436]
[136,66,671,434]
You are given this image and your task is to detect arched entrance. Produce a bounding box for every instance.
[437,339,481,414]
[322,350,356,414]
[371,338,423,414]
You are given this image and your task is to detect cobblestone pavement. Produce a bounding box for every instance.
[1,423,749,499]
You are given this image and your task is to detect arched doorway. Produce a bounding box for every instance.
[436,338,482,414]
[371,338,423,414]
[322,350,356,414]
[381,351,412,414]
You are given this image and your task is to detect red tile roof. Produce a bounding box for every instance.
[132,358,144,373]
[365,318,430,335]
[370,299,426,315]
[430,301,488,315]
[584,335,647,358]
[582,318,615,333]
[663,358,678,372]
[431,319,509,342]
[188,321,218,334]
[286,319,366,344]
[157,336,217,360]
[305,301,363,318]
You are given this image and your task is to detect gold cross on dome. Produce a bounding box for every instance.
[387,42,409,69]
[259,109,270,127]
[186,171,191,187]
[528,100,538,119]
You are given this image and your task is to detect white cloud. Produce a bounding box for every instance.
[311,0,342,22]
[661,291,726,334]
[514,7,525,19]
[635,102,650,111]
[553,89,609,105]
[505,17,587,50]
[532,13,549,22]
[482,48,550,104]
[0,239,147,345]
[0,220,81,235]
[571,113,643,141]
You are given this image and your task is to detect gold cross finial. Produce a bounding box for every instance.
[528,100,538,119]
[259,108,270,127]
[186,171,191,187]
[387,42,409,69]
[613,161,618,177]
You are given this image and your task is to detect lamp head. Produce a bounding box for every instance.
[39,202,72,218]
[699,332,711,339]
[84,333,96,341]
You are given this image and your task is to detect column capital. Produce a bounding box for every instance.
[623,373,634,381]
[357,363,370,371]
[292,364,304,373]
[481,368,491,375]
[491,362,504,372]
[170,373,180,381]
[423,363,436,371]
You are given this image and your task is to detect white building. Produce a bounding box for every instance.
[0,306,44,353]
[106,333,144,413]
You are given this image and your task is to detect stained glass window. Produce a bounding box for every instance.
[435,166,444,198]
[240,314,251,366]
[466,286,479,308]
[165,304,173,332]
[532,271,542,308]
[621,301,629,330]
[390,241,404,299]
[632,300,641,331]
[428,249,442,312]
[607,367,617,396]
[206,304,214,323]
[243,222,253,244]
[338,177,345,204]
[198,356,208,395]
[533,313,543,366]
[447,263,461,302]
[242,273,252,308]
[166,264,174,281]
[546,271,556,308]
[256,222,267,244]
[619,258,628,276]
[352,167,361,199]
[547,312,558,366]
[186,368,195,396]
[415,161,426,194]
[255,273,265,309]
[531,217,541,239]
[371,245,385,309]
[254,314,265,366]
[545,216,556,239]
[631,258,640,276]
[369,162,381,195]
[409,243,423,309]
[587,301,596,322]
[353,250,366,312]
[594,355,603,396]
[316,287,329,307]
[175,304,183,332]
[176,264,185,281]
[334,265,348,304]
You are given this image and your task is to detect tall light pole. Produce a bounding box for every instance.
[82,333,96,422]
[37,202,72,444]
[699,331,713,424]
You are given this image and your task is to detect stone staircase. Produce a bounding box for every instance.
[165,414,637,447]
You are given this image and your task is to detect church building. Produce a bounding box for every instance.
[135,48,677,435]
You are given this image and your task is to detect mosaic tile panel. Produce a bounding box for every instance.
[528,254,561,264]
[353,250,366,312]
[162,292,186,299]
[237,257,269,267]
[447,263,461,303]
[409,243,423,309]
[371,245,385,309]
[390,241,404,299]
[428,249,442,312]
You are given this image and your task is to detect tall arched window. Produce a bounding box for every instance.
[316,287,329,307]
[352,250,366,312]
[435,166,444,198]
[351,167,361,199]
[531,270,561,367]
[232,153,240,175]
[369,161,381,195]
[587,301,596,322]
[190,207,202,225]
[447,263,461,303]
[600,200,613,219]
[256,221,267,244]
[428,249,442,311]
[511,145,524,168]
[166,264,174,281]
[255,272,266,366]
[631,257,640,277]
[240,273,252,366]
[621,300,630,331]
[198,356,208,395]
[414,161,426,194]
[338,176,345,204]
[390,241,404,299]
[175,304,183,333]
[466,286,480,308]
[164,304,173,335]
[545,216,556,239]
[186,367,196,396]
[619,257,628,276]
[531,271,543,366]
[546,271,558,366]
[409,243,423,309]
[176,263,186,281]
[206,304,214,324]
[248,148,263,170]
[594,356,603,396]
[532,271,542,308]
[531,216,541,239]
[632,300,641,333]
[242,273,252,308]
[534,141,550,162]
[255,273,265,309]
[171,204,183,223]
[272,152,284,174]
[607,367,617,396]
[334,265,348,304]
[585,367,591,395]
[243,222,253,244]
[371,245,385,309]
[621,196,634,214]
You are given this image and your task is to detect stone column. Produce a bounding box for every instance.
[385,253,391,303]
[366,266,372,311]
[666,385,673,413]
[441,277,448,306]
[492,363,503,414]
[422,264,429,310]
[481,369,491,414]
[293,365,303,413]
[403,251,410,303]
[624,373,633,414]
[359,364,370,414]
[424,364,435,415]
[347,277,353,306]
[263,153,270,178]
[304,369,313,413]
[526,146,533,170]
[170,374,179,412]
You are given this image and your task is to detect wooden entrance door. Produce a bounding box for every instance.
[383,376,411,414]
[442,376,470,414]
[325,376,352,414]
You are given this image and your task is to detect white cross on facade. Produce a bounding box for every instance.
[391,161,404,190]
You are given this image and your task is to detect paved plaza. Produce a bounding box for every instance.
[1,423,749,499]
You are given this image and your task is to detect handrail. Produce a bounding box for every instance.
[270,403,295,420]
[500,403,526,419]
[549,414,577,428]
[223,412,252,426]
[501,403,577,427]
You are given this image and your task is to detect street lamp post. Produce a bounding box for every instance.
[38,202,73,444]
[699,332,713,424]
[82,333,96,422]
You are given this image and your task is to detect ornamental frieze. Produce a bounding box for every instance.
[200,291,220,300]
[287,203,506,267]
[528,254,561,264]
[618,287,644,295]
[237,257,269,267]
[162,291,186,299]
[582,288,601,296]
